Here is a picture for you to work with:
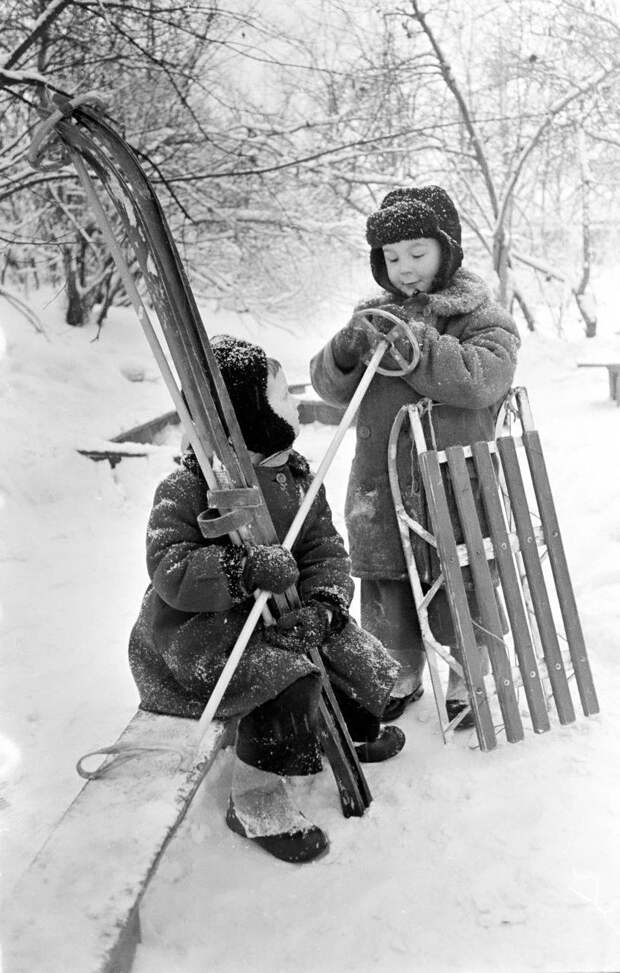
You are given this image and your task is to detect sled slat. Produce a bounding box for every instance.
[521,430,600,716]
[496,437,576,725]
[471,442,551,734]
[418,450,497,750]
[446,446,524,743]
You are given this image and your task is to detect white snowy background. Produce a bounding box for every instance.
[1,276,620,973]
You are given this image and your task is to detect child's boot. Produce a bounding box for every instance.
[355,725,406,762]
[226,756,329,864]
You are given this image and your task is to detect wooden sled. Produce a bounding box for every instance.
[388,387,599,751]
[2,712,234,973]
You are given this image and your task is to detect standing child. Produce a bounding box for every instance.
[310,186,520,727]
[129,335,404,864]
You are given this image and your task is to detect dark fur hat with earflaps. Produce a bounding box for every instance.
[211,334,296,455]
[366,185,463,294]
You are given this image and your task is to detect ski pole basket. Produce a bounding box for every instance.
[388,387,599,751]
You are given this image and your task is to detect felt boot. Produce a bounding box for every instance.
[226,757,329,864]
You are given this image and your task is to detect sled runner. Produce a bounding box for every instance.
[388,386,599,751]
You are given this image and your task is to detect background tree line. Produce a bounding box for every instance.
[1,0,618,335]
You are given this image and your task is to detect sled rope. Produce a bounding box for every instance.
[76,744,185,780]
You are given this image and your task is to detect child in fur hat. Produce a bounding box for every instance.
[310,186,521,727]
[129,334,403,864]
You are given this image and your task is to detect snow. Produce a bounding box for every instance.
[1,281,620,972]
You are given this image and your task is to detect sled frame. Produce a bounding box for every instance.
[388,387,599,751]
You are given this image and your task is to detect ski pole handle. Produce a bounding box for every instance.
[351,307,421,377]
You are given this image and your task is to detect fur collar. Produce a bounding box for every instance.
[425,269,491,317]
[364,268,492,320]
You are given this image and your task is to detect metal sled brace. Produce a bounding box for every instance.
[388,387,599,751]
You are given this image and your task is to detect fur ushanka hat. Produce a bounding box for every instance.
[366,185,463,294]
[212,335,296,455]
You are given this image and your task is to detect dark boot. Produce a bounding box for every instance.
[355,725,406,763]
[381,684,424,722]
[330,685,406,763]
[446,699,475,730]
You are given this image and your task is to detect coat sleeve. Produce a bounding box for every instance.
[402,302,520,409]
[146,470,247,613]
[309,339,366,408]
[292,479,354,616]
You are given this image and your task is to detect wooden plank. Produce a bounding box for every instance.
[521,430,600,716]
[471,442,551,734]
[111,409,180,444]
[3,712,231,973]
[77,447,149,467]
[418,451,497,750]
[298,399,347,426]
[445,446,524,742]
[496,437,576,725]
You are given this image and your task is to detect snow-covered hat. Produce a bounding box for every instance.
[212,335,296,454]
[366,185,463,293]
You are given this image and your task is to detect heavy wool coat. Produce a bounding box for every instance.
[310,269,521,581]
[129,450,398,720]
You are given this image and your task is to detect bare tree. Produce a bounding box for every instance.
[1,0,619,335]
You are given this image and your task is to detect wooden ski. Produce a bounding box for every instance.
[29,92,371,815]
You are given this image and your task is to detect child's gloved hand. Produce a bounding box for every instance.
[242,544,299,594]
[332,321,371,370]
[366,296,429,330]
[265,603,331,654]
[360,304,423,368]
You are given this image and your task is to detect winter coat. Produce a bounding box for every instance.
[129,450,398,720]
[310,269,520,581]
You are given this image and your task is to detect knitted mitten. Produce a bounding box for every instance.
[242,544,299,594]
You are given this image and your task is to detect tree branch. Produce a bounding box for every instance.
[2,0,74,70]
[408,0,499,215]
[494,66,619,236]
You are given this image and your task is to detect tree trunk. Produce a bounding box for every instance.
[513,286,536,333]
[573,124,597,338]
[493,229,512,310]
[63,247,87,327]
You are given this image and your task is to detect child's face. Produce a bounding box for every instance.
[382,237,442,295]
[266,365,301,439]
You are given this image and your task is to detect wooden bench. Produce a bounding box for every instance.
[3,711,233,973]
[577,362,620,406]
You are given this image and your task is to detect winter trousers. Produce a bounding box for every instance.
[360,578,490,702]
[236,673,382,776]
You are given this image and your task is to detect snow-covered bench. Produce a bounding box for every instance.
[3,710,232,973]
[577,361,620,406]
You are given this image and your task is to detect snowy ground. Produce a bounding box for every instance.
[1,282,620,973]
